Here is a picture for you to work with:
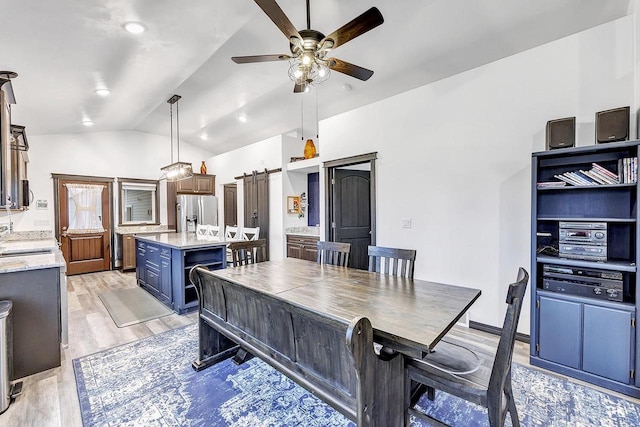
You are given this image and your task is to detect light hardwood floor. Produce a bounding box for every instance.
[0,270,638,426]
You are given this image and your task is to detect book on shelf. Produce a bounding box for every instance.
[580,169,608,185]
[547,159,637,187]
[591,162,619,183]
[537,181,567,188]
[617,157,638,184]
[553,174,581,186]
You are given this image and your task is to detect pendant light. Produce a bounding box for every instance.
[160,94,193,182]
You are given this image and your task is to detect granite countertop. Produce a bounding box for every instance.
[135,232,229,250]
[285,226,320,237]
[115,226,175,235]
[0,238,65,273]
[0,238,59,255]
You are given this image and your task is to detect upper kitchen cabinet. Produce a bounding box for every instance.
[0,72,29,210]
[176,173,215,195]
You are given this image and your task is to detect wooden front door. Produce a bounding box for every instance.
[332,169,371,270]
[56,177,112,275]
[223,184,237,227]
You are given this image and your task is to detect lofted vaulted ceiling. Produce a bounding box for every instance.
[2,0,632,155]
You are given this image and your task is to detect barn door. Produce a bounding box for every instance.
[243,170,269,257]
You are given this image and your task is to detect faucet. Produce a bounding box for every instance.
[5,196,12,233]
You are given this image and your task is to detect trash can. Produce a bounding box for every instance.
[0,301,13,414]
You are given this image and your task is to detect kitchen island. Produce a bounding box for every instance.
[0,237,66,380]
[135,233,228,314]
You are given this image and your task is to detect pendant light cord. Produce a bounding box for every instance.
[176,98,180,162]
[169,101,174,164]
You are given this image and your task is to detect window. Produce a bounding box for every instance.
[117,178,159,225]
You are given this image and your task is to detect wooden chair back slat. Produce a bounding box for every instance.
[228,238,267,267]
[316,241,351,267]
[367,246,417,279]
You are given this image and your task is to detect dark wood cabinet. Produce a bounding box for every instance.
[176,173,215,195]
[121,234,136,270]
[530,140,640,398]
[286,235,319,262]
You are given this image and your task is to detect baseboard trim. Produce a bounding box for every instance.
[469,320,530,344]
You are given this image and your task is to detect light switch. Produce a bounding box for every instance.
[401,218,412,228]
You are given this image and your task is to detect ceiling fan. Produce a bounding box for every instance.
[232,0,384,93]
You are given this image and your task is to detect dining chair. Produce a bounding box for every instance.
[195,224,208,237]
[316,241,351,266]
[367,245,417,278]
[205,225,220,239]
[406,267,529,427]
[225,225,240,240]
[241,226,260,241]
[228,238,267,267]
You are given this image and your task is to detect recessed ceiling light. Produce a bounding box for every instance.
[82,119,94,127]
[123,21,147,34]
[237,114,248,123]
[200,134,208,140]
[95,88,110,96]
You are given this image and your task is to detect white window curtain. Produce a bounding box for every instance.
[66,183,105,233]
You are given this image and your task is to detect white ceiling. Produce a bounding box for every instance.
[2,0,632,155]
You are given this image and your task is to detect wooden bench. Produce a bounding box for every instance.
[189,265,405,426]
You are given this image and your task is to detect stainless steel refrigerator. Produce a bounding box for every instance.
[176,194,218,233]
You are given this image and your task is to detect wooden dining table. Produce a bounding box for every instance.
[190,258,481,426]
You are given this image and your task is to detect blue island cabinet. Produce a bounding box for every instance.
[531,140,640,398]
[135,234,227,314]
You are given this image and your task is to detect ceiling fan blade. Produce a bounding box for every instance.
[232,54,291,64]
[254,0,302,44]
[293,82,307,93]
[328,58,374,81]
[321,7,384,50]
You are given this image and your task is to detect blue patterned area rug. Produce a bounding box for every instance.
[73,323,640,426]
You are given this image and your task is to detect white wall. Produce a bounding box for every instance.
[319,16,636,332]
[208,135,284,259]
[3,130,212,231]
[6,14,638,335]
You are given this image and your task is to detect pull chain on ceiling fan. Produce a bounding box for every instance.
[232,0,384,93]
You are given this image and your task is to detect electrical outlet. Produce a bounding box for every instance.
[401,218,412,228]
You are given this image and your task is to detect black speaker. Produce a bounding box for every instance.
[596,106,630,143]
[546,117,575,150]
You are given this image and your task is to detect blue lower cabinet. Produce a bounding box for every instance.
[539,296,582,369]
[135,237,226,314]
[160,256,172,305]
[537,293,635,386]
[583,304,634,384]
[136,241,146,285]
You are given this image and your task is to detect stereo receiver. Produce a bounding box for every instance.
[559,222,607,261]
[542,264,623,302]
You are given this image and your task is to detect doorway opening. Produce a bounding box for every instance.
[324,152,377,270]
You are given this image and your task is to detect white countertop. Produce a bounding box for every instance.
[0,238,59,255]
[285,226,320,237]
[0,238,65,273]
[0,251,66,273]
[135,232,230,250]
[115,226,175,235]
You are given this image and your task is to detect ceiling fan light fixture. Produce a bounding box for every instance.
[288,58,330,88]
